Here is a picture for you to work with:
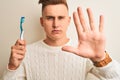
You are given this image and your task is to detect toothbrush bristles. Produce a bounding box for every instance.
[21,17,25,23]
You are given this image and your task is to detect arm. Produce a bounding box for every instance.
[88,60,120,80]
[1,39,26,80]
[1,62,26,80]
[62,7,120,79]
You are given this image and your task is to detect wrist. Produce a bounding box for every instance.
[8,63,18,70]
[91,51,106,62]
[92,51,112,67]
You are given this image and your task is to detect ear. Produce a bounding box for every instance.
[68,16,71,25]
[40,17,43,27]
[68,16,71,23]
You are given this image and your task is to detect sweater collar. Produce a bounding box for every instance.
[40,39,72,50]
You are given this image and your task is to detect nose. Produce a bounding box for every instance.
[53,18,59,28]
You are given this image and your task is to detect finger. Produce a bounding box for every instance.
[77,7,89,31]
[73,12,83,39]
[17,49,26,55]
[87,8,95,31]
[11,48,26,56]
[13,54,25,60]
[15,39,26,46]
[11,45,25,50]
[99,15,104,32]
[10,52,25,62]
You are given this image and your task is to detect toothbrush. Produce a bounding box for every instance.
[20,17,25,40]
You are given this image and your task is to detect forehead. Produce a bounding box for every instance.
[42,4,69,16]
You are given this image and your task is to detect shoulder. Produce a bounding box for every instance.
[26,40,44,49]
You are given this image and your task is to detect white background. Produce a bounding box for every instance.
[0,0,120,78]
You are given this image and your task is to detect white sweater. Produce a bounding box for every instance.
[1,40,120,80]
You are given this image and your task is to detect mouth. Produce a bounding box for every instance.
[52,30,62,34]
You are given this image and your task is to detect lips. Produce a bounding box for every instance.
[52,30,61,34]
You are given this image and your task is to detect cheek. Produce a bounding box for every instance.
[43,23,52,32]
[43,21,53,28]
[62,21,69,29]
[44,27,51,35]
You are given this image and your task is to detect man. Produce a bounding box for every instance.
[1,0,120,80]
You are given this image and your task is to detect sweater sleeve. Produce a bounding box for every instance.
[1,63,26,80]
[87,60,120,80]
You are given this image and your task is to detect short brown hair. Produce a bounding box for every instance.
[38,0,68,11]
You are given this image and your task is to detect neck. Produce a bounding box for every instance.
[44,37,69,46]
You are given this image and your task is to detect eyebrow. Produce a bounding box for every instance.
[45,15,66,18]
[45,16,54,18]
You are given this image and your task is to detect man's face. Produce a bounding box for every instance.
[40,4,71,40]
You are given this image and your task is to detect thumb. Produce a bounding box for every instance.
[62,46,79,55]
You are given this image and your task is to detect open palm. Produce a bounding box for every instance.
[62,7,106,61]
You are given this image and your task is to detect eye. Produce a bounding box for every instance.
[58,16,64,20]
[46,16,54,20]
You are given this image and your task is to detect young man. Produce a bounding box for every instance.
[1,0,120,80]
